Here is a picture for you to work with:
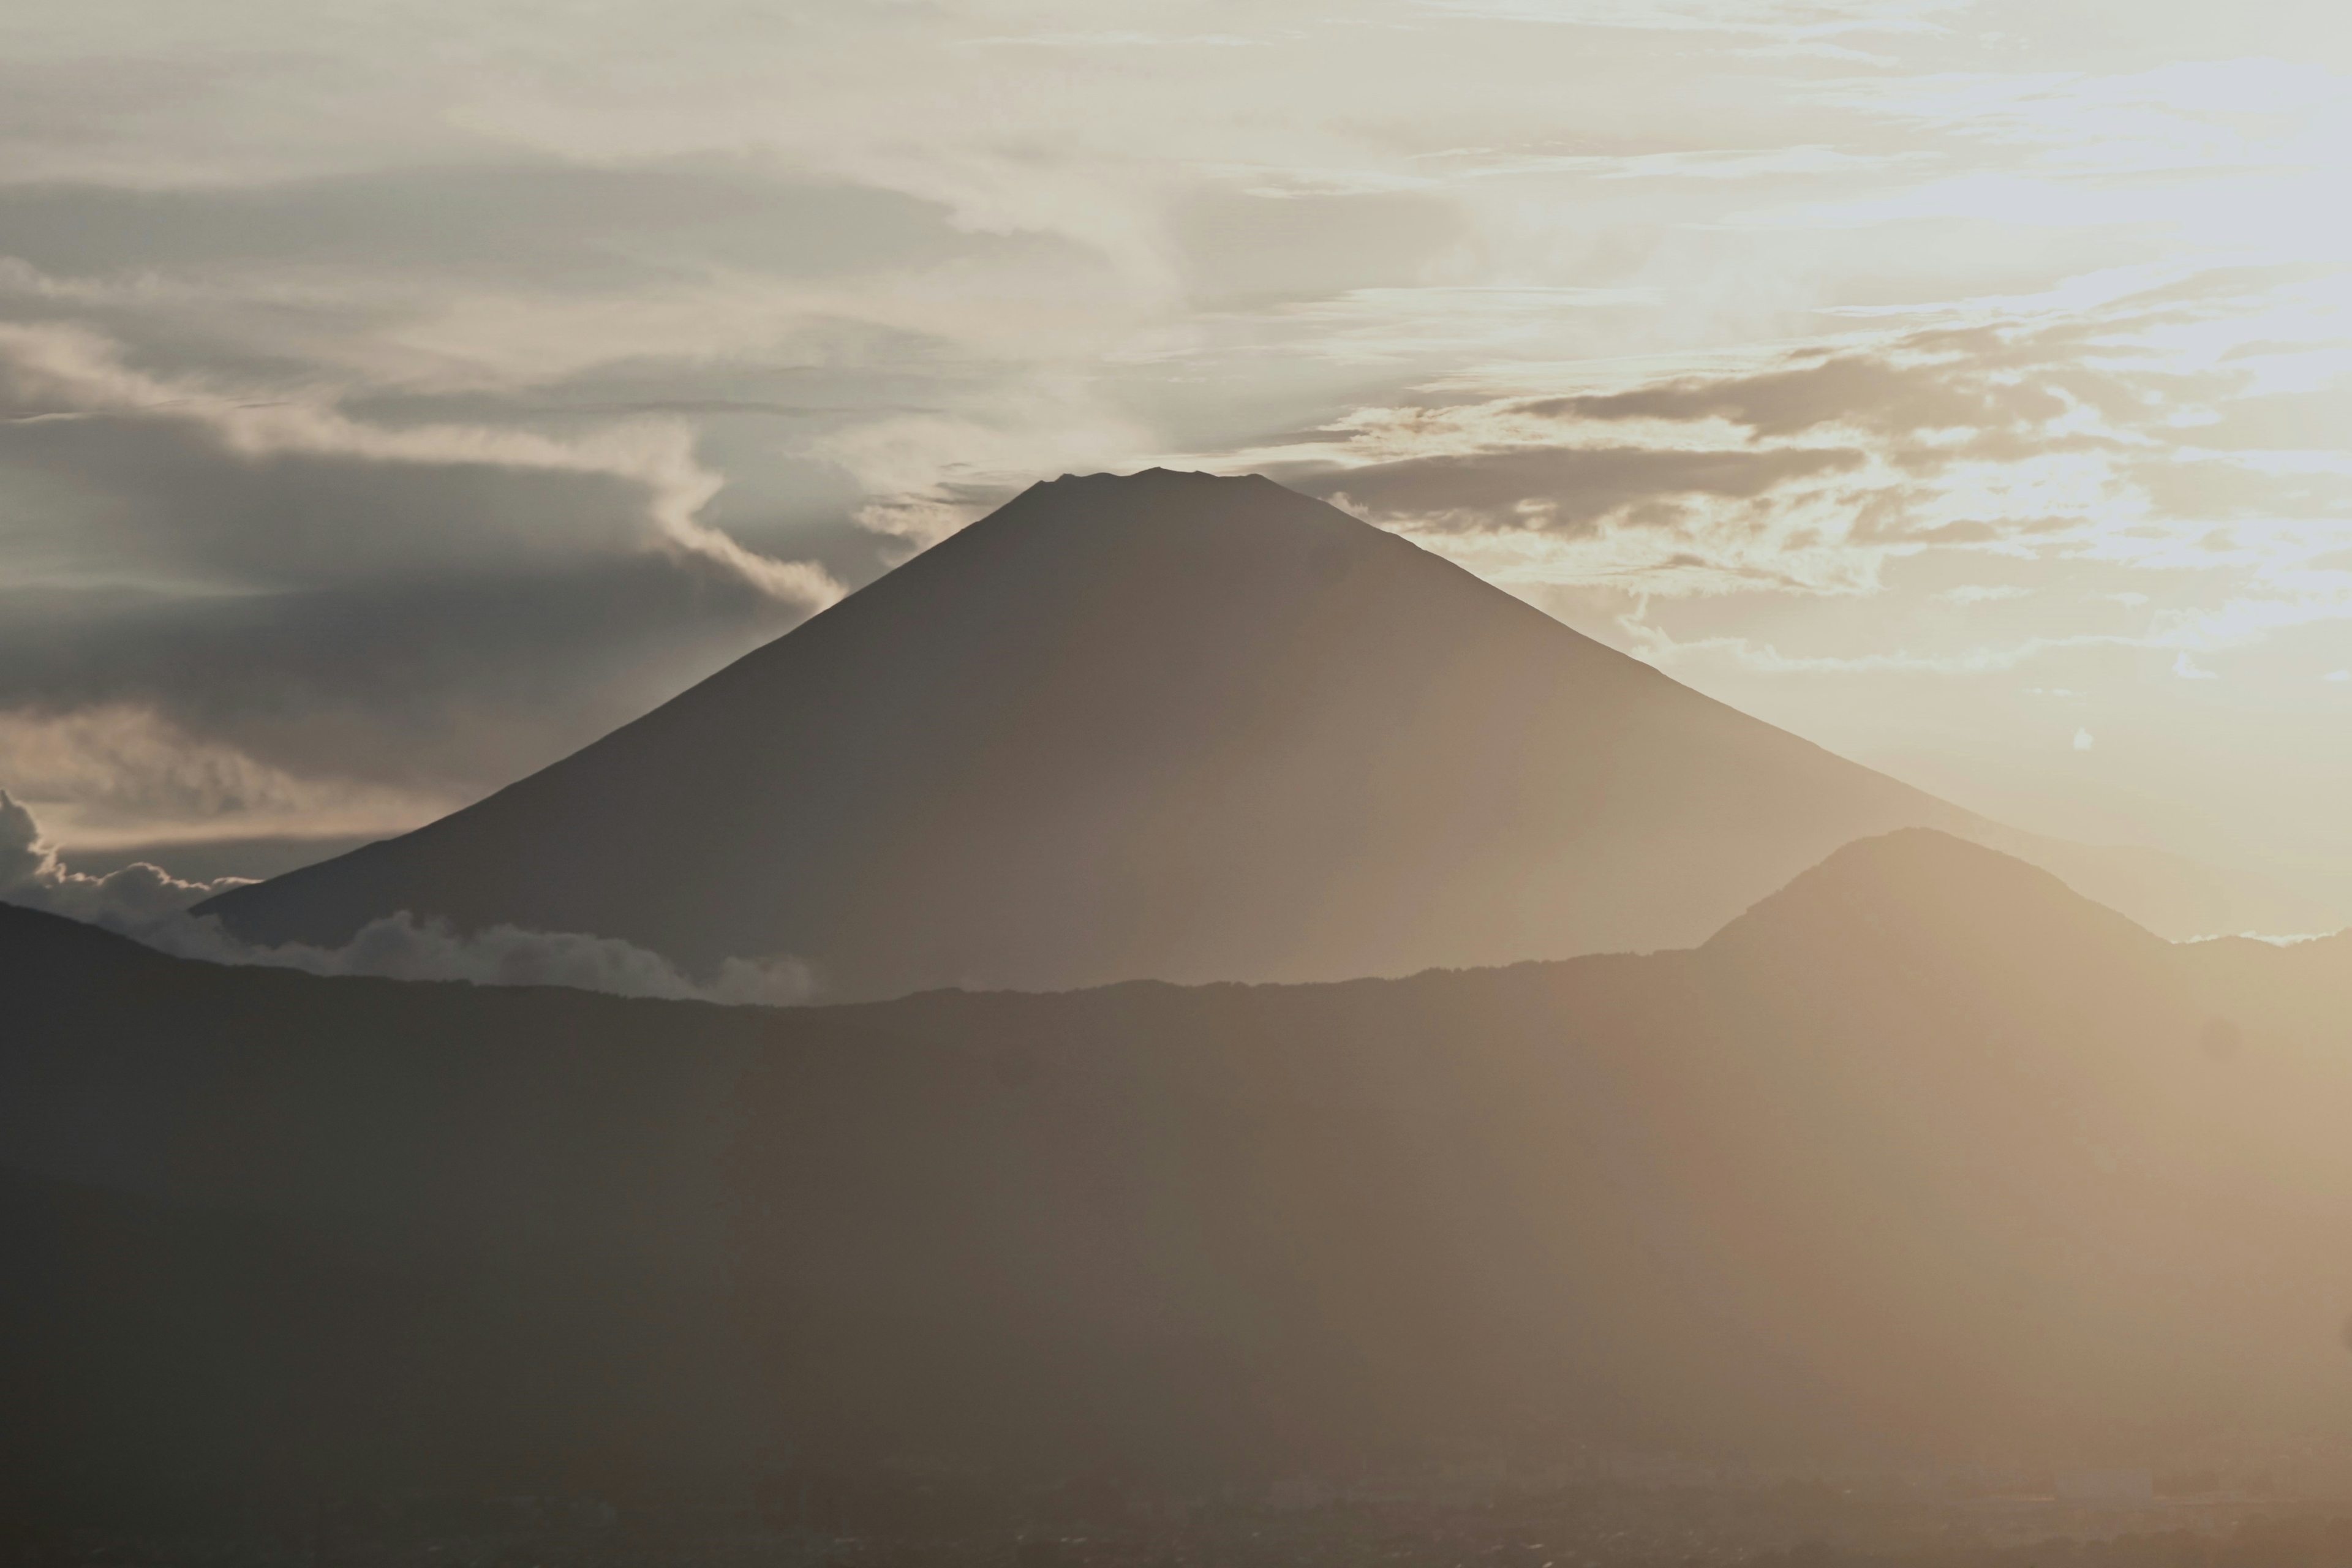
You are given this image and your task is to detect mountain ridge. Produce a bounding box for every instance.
[21,827,2352,1501]
[198,470,2331,999]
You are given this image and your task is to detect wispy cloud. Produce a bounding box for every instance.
[1412,0,1967,39]
[0,322,843,605]
[1412,146,1935,183]
[0,705,443,846]
[0,789,813,1003]
[1939,583,2030,603]
[1231,270,2352,625]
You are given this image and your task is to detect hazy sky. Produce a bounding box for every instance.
[2,0,2347,903]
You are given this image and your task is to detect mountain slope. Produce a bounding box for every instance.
[17,831,2352,1502]
[197,469,2010,998]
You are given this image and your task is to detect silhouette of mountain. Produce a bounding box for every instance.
[195,470,2319,999]
[12,831,2352,1513]
[0,1166,670,1516]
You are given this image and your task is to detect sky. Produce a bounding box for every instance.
[1,0,2348,907]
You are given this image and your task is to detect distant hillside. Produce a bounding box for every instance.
[10,831,2352,1512]
[0,1166,695,1513]
[196,470,2326,1000]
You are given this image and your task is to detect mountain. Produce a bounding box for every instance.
[0,1166,684,1517]
[195,469,2318,1000]
[14,830,2352,1513]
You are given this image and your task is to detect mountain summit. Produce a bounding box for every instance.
[194,472,2197,997]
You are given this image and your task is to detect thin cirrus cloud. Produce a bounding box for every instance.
[1409,1,1967,37]
[1940,585,2031,603]
[0,164,1025,290]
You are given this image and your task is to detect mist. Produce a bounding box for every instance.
[1,789,812,1004]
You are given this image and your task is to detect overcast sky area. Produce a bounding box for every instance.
[2,0,2348,903]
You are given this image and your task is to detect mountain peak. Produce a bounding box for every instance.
[1703,828,2166,981]
[973,466,1380,555]
[1042,466,1250,488]
[199,474,1973,998]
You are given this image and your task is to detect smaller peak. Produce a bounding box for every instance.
[1705,827,2161,964]
[1749,827,2083,916]
[1814,826,2029,880]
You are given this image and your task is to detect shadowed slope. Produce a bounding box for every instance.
[15,831,2352,1503]
[200,470,1991,997]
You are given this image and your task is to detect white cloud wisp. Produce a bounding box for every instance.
[0,789,813,1006]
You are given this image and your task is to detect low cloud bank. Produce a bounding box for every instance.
[0,790,812,1006]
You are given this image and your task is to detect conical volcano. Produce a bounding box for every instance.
[200,470,2065,998]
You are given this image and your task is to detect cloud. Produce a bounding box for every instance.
[1818,58,2350,178]
[1303,443,1864,530]
[1632,631,2127,676]
[1227,268,2352,609]
[0,164,1033,294]
[1622,613,2307,679]
[1413,0,1964,37]
[0,786,251,923]
[2074,728,2094,751]
[1171,189,1471,308]
[0,315,853,843]
[1429,146,1927,183]
[0,704,442,843]
[0,791,49,889]
[0,321,846,603]
[142,908,818,1007]
[0,788,811,1005]
[0,556,815,844]
[1520,347,2071,445]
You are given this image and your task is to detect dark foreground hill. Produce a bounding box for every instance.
[196,471,2322,999]
[10,831,2352,1520]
